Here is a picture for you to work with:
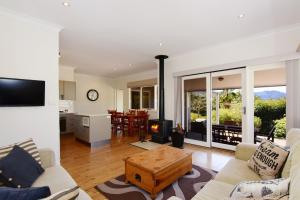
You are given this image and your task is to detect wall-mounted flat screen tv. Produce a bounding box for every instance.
[0,78,45,107]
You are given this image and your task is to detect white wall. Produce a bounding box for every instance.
[165,24,300,121]
[115,89,124,112]
[59,65,75,81]
[115,69,158,119]
[0,9,61,161]
[74,73,115,114]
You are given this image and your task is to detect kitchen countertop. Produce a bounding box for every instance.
[74,113,111,117]
[59,112,75,115]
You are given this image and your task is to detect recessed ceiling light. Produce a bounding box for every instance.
[238,14,245,19]
[62,2,70,7]
[159,42,163,47]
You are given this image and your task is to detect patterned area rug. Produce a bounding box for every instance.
[95,165,217,200]
[130,140,172,150]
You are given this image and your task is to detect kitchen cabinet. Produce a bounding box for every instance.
[59,81,76,100]
[60,113,75,134]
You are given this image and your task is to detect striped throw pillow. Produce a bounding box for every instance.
[0,139,42,187]
[41,186,80,200]
[0,139,41,165]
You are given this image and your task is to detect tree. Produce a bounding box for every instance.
[219,89,241,109]
[190,92,206,117]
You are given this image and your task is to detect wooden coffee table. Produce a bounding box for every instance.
[124,145,192,199]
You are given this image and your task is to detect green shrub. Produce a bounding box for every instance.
[254,99,286,135]
[212,108,241,125]
[274,117,286,138]
[254,116,262,128]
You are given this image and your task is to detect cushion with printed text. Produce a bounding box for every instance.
[248,140,289,180]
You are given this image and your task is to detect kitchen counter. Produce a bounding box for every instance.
[59,112,75,116]
[73,113,111,147]
[74,113,111,117]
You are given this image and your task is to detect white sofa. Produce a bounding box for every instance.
[169,128,300,200]
[32,148,92,200]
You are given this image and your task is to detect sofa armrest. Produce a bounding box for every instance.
[235,143,258,161]
[38,148,55,168]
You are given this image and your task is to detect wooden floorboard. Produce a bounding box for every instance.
[60,134,234,200]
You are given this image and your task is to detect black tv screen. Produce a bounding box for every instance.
[0,78,45,107]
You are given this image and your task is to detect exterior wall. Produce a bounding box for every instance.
[165,24,300,121]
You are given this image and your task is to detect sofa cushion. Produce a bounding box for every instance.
[191,180,234,200]
[77,189,92,200]
[286,128,300,147]
[248,140,289,180]
[0,146,44,188]
[0,139,42,187]
[230,178,290,199]
[0,139,42,165]
[288,142,300,200]
[281,153,292,179]
[40,186,79,200]
[215,159,261,185]
[32,165,77,194]
[281,129,300,178]
[289,164,300,200]
[0,186,51,200]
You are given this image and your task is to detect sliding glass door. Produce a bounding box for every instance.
[182,74,211,147]
[182,69,245,150]
[211,69,245,150]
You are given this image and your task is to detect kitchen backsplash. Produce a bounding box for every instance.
[59,100,75,113]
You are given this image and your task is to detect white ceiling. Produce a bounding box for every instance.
[0,0,300,77]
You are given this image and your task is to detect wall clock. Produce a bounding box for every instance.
[87,89,99,101]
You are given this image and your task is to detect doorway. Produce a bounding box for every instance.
[115,89,124,112]
[251,63,287,146]
[182,68,246,150]
[182,74,211,147]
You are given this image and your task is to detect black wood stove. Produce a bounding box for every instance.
[149,55,173,144]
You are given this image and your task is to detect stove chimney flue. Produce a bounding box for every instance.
[155,55,168,122]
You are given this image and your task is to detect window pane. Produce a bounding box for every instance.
[131,87,140,109]
[142,87,154,109]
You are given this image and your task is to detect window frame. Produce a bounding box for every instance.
[129,85,158,110]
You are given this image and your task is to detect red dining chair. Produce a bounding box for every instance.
[111,112,124,135]
[137,113,149,141]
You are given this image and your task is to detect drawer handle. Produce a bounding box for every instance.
[135,174,141,182]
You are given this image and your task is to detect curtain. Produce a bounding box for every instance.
[286,59,300,130]
[174,76,182,125]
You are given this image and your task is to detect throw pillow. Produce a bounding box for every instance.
[230,178,290,200]
[248,140,289,179]
[0,146,44,188]
[0,186,50,200]
[0,138,42,187]
[0,138,42,165]
[40,186,80,200]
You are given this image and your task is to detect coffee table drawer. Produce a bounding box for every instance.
[125,163,155,192]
